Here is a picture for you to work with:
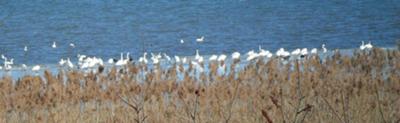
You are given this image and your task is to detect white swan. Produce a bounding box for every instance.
[198,56,204,63]
[311,48,318,54]
[322,44,327,53]
[32,65,40,72]
[108,58,115,64]
[174,55,181,63]
[182,57,187,64]
[139,52,148,64]
[364,41,373,49]
[217,54,227,62]
[59,58,66,66]
[163,53,171,62]
[300,48,308,56]
[67,58,74,68]
[22,64,27,70]
[52,41,57,48]
[70,43,75,48]
[276,48,290,57]
[209,55,218,61]
[291,49,301,56]
[360,41,366,50]
[196,36,204,42]
[232,52,240,60]
[259,49,272,57]
[116,53,127,66]
[195,49,200,60]
[246,50,259,61]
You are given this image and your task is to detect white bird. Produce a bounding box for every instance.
[4,65,12,70]
[247,50,256,56]
[116,53,127,66]
[70,43,75,48]
[52,41,57,48]
[360,41,366,50]
[291,49,301,56]
[155,53,162,59]
[195,49,200,60]
[266,52,273,58]
[258,46,272,57]
[311,48,318,54]
[77,54,87,66]
[126,52,131,62]
[191,61,204,73]
[276,48,290,57]
[198,56,204,63]
[78,54,87,62]
[232,52,240,60]
[217,54,227,62]
[108,58,115,64]
[180,39,184,44]
[97,57,104,66]
[138,52,148,64]
[174,56,181,63]
[66,58,74,68]
[182,57,187,64]
[364,41,373,49]
[259,50,272,57]
[246,50,259,61]
[163,53,171,62]
[196,36,204,42]
[22,64,27,70]
[2,56,13,70]
[152,57,160,64]
[4,58,13,66]
[300,48,308,56]
[32,65,41,72]
[24,46,28,52]
[59,58,66,66]
[154,53,162,64]
[209,55,218,61]
[322,44,327,53]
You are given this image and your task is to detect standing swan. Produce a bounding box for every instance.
[322,44,327,53]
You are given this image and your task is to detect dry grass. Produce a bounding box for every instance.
[0,48,400,123]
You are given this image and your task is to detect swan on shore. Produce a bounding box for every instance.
[232,52,240,60]
[32,65,40,72]
[311,48,318,54]
[209,55,218,61]
[322,44,327,53]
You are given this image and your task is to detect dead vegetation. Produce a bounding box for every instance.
[0,48,399,123]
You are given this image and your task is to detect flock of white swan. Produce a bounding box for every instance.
[0,37,374,73]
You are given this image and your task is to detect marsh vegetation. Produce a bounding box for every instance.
[0,48,399,123]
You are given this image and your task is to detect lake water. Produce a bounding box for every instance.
[0,0,399,65]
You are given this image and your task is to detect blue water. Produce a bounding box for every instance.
[0,0,399,65]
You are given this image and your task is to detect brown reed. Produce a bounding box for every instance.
[0,48,398,123]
